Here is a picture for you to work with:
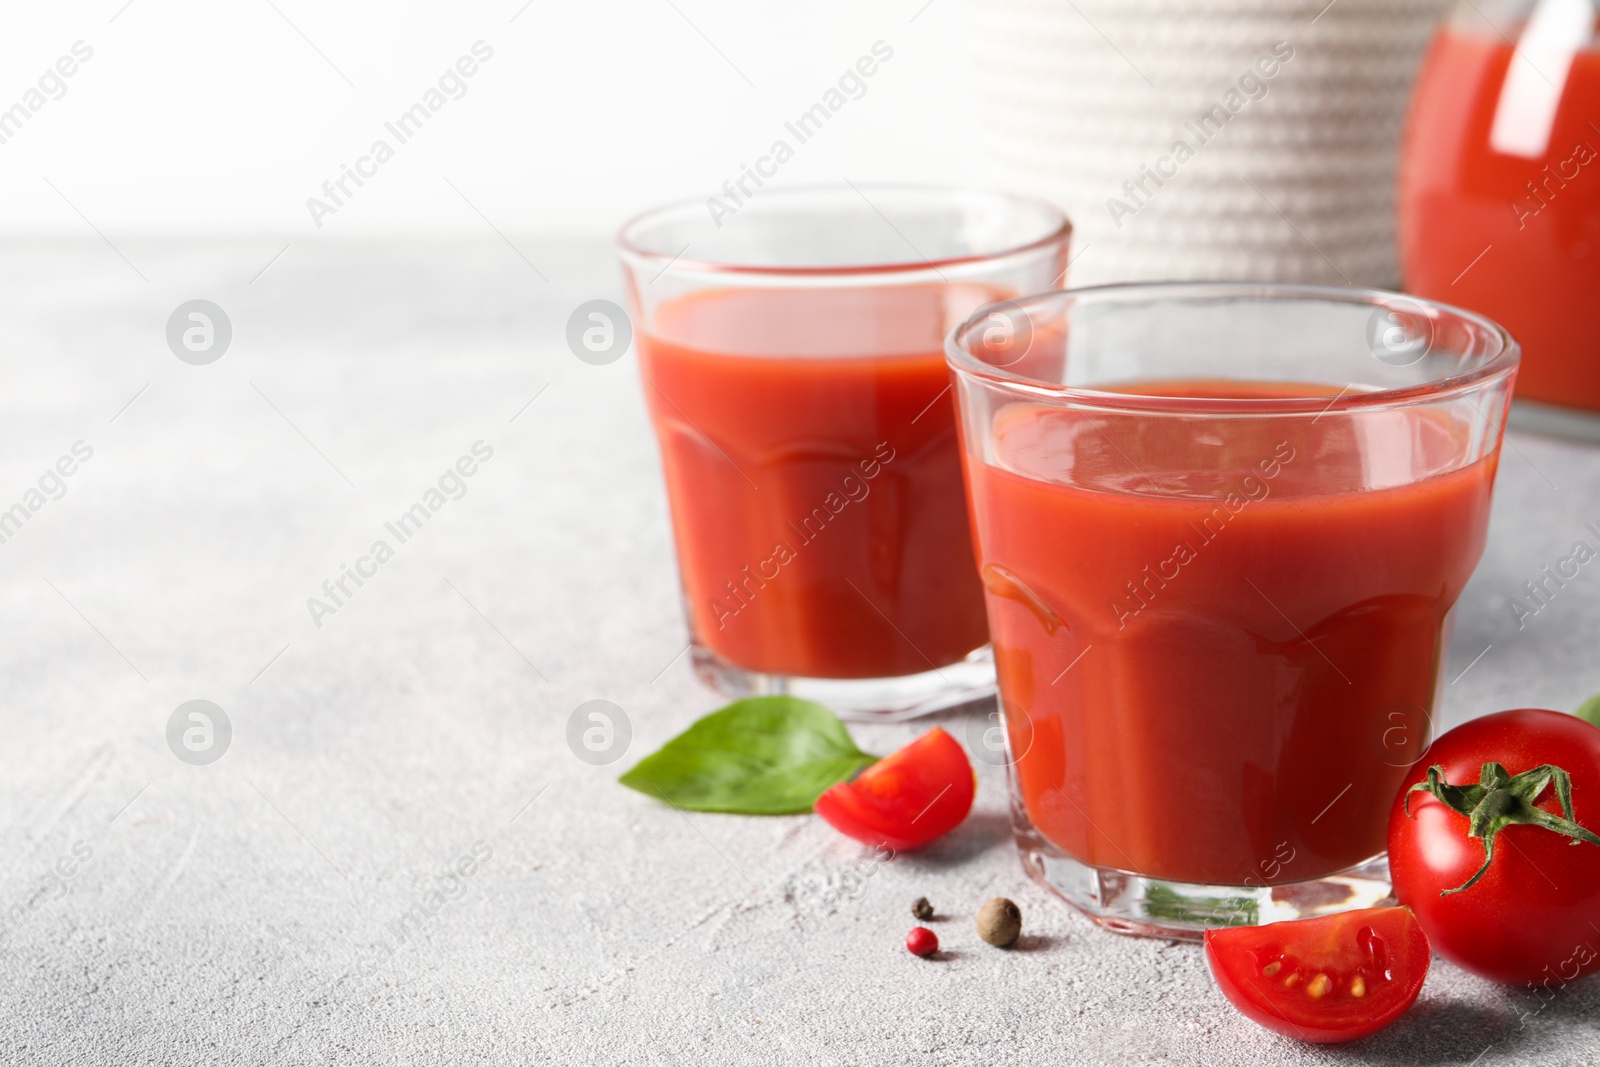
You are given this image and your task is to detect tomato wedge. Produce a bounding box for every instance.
[813,727,975,850]
[1204,907,1430,1044]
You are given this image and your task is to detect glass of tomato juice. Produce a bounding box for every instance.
[947,283,1518,938]
[619,187,1070,718]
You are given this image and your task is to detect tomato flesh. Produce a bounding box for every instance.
[1388,708,1600,985]
[1204,907,1429,1043]
[813,727,975,850]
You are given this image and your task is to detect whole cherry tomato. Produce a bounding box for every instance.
[1387,708,1600,986]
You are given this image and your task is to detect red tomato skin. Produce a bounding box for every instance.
[1387,709,1600,987]
[1204,908,1430,1044]
[814,727,975,851]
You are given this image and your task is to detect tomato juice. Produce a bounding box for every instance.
[965,384,1499,886]
[1400,23,1600,409]
[640,285,992,680]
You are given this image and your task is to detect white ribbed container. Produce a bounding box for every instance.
[962,0,1450,286]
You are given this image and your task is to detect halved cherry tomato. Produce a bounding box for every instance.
[814,727,974,850]
[1204,907,1430,1044]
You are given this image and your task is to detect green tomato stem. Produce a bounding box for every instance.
[1404,762,1600,895]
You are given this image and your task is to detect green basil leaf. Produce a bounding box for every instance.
[618,696,876,814]
[1576,693,1600,730]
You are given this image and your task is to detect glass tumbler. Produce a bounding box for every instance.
[620,186,1070,719]
[947,283,1518,937]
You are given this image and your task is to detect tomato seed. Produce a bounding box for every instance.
[1262,961,1281,977]
[1350,976,1366,997]
[1283,972,1300,988]
[1306,974,1331,999]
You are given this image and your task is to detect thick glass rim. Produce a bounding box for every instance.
[946,281,1521,416]
[616,184,1072,278]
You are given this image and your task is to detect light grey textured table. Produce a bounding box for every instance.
[2,239,1597,1066]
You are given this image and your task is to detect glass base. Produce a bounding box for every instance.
[1015,845,1393,941]
[1009,780,1393,939]
[691,642,996,722]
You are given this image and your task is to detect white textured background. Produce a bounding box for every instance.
[964,0,1452,285]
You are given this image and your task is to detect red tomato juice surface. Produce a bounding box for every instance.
[1401,24,1600,409]
[640,286,990,680]
[964,384,1499,886]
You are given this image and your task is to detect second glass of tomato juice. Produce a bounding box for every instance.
[948,284,1518,937]
[619,188,1070,718]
